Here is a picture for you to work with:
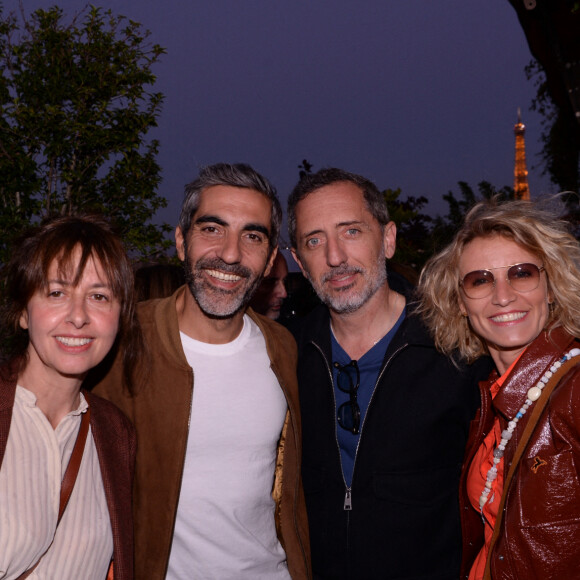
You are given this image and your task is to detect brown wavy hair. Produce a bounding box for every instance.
[1,214,144,393]
[416,197,580,363]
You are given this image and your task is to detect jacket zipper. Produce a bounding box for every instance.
[313,342,351,508]
[313,341,409,511]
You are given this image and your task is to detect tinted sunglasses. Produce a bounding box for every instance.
[459,262,545,299]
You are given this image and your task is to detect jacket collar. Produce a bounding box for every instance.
[492,327,577,421]
[146,286,191,369]
[246,306,283,362]
[149,285,286,368]
[0,361,19,413]
[0,362,19,470]
[296,302,433,360]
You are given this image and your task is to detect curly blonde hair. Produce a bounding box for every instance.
[416,197,580,363]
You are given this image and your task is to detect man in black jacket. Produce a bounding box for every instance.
[287,168,491,579]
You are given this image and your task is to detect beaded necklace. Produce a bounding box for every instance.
[479,347,580,512]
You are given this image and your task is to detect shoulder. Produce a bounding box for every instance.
[136,287,188,361]
[84,390,134,435]
[287,304,329,346]
[393,307,440,352]
[84,391,136,471]
[248,308,293,342]
[0,362,18,398]
[554,339,580,392]
[248,309,297,358]
[543,340,580,432]
[398,307,431,340]
[136,289,179,326]
[0,361,21,418]
[399,308,494,379]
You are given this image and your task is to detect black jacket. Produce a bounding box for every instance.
[293,305,493,579]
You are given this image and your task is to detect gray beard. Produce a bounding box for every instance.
[307,255,388,314]
[184,254,263,319]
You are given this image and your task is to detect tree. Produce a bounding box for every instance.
[526,59,580,198]
[430,181,514,251]
[0,4,171,264]
[297,159,313,180]
[383,188,431,272]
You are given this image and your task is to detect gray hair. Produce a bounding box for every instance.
[178,163,282,250]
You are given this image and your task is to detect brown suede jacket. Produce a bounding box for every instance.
[93,286,312,580]
[460,327,580,579]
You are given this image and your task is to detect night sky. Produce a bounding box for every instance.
[5,0,556,251]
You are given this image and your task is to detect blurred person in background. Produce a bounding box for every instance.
[250,251,289,320]
[134,263,185,302]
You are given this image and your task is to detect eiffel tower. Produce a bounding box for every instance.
[514,108,530,200]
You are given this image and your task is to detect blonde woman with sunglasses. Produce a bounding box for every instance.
[417,198,580,580]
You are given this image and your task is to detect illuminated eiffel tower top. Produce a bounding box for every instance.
[514,108,530,200]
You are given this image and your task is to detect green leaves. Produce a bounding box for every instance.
[0,4,170,264]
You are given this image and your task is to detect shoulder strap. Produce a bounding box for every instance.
[58,406,91,523]
[483,353,580,579]
[17,407,91,580]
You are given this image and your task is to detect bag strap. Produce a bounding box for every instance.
[17,407,91,580]
[58,406,91,523]
[483,353,580,579]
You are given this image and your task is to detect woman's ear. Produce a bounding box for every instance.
[547,284,555,306]
[19,310,29,330]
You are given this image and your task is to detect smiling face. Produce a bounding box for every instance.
[175,185,275,320]
[291,181,396,314]
[19,251,121,389]
[458,235,552,374]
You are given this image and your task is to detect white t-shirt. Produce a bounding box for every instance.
[166,315,291,580]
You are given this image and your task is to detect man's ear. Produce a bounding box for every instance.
[175,227,186,261]
[291,248,309,279]
[383,221,397,259]
[263,246,278,278]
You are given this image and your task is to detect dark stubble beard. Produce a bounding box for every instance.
[183,252,265,319]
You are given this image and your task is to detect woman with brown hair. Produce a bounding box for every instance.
[0,215,142,579]
[417,198,580,580]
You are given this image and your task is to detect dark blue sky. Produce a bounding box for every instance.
[8,0,555,247]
